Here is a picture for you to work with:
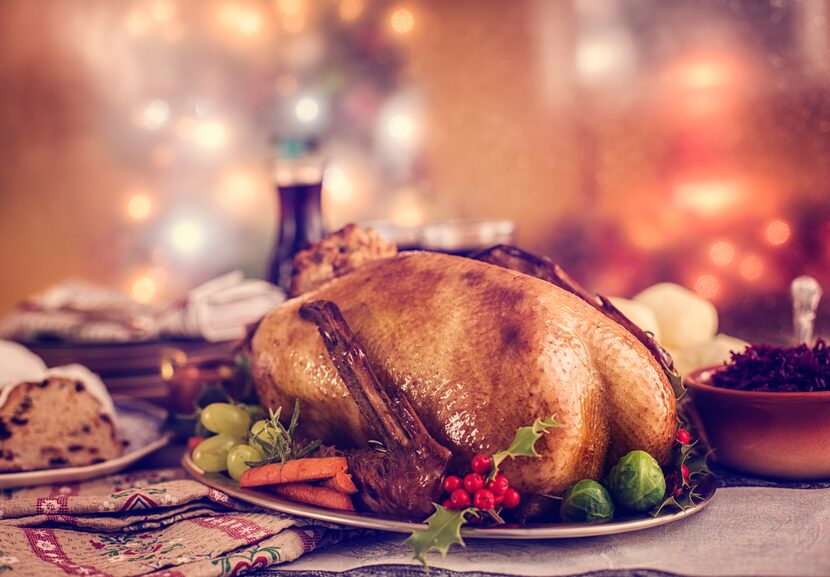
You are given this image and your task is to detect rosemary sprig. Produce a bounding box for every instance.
[248,400,321,466]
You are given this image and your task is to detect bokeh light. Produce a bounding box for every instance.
[339,0,364,21]
[127,193,153,221]
[673,179,746,217]
[170,219,205,254]
[390,7,414,34]
[130,274,157,303]
[764,219,791,246]
[295,97,320,123]
[694,273,721,300]
[739,254,764,282]
[386,113,416,141]
[323,166,354,204]
[195,121,227,149]
[141,100,170,130]
[709,241,735,267]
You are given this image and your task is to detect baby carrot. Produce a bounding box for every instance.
[239,457,348,488]
[271,483,355,511]
[321,471,359,495]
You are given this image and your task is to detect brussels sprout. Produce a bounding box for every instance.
[606,450,666,512]
[560,479,615,523]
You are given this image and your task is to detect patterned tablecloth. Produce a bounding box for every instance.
[0,465,827,577]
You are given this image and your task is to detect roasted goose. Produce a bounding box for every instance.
[250,244,678,506]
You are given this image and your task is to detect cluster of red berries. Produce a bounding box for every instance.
[440,454,521,512]
[666,428,693,498]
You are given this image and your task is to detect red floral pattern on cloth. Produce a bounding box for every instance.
[0,468,353,576]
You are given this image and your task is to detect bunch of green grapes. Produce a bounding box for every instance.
[191,402,272,481]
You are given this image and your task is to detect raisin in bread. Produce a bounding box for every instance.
[0,341,124,472]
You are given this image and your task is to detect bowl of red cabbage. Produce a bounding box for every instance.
[686,339,830,480]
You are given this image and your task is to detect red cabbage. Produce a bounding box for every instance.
[709,339,829,393]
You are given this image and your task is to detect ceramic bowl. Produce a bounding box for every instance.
[686,366,830,480]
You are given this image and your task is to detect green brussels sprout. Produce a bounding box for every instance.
[560,479,615,524]
[606,450,666,512]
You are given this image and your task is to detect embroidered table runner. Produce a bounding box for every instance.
[0,468,356,576]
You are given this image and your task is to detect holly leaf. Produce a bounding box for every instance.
[404,504,473,567]
[667,368,685,400]
[492,415,562,472]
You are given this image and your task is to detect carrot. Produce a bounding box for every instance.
[271,483,355,511]
[321,471,358,495]
[239,457,348,488]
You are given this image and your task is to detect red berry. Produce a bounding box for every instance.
[442,498,455,510]
[463,473,485,493]
[486,474,510,496]
[677,428,692,445]
[450,488,471,508]
[502,488,521,509]
[681,464,690,483]
[468,513,484,525]
[443,475,462,494]
[471,454,492,475]
[473,488,496,510]
[666,471,683,498]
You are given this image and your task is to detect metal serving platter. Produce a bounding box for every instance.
[182,452,716,539]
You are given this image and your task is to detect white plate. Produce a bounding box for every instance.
[0,398,171,489]
[182,452,716,539]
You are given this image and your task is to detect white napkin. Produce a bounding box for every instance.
[0,272,286,344]
[156,271,286,342]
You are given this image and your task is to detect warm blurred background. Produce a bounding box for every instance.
[2,0,830,341]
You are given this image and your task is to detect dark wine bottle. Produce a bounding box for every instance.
[266,141,325,290]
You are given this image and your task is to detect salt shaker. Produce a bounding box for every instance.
[791,275,822,345]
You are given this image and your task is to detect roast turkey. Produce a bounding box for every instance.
[250,248,677,499]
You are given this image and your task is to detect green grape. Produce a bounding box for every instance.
[191,433,238,473]
[249,419,278,449]
[227,444,265,481]
[200,403,251,439]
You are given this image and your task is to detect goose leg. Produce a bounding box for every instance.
[300,300,452,518]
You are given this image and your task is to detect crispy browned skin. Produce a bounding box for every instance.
[251,252,677,496]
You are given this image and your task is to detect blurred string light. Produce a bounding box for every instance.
[323,166,354,204]
[277,0,306,33]
[673,179,746,218]
[339,0,364,21]
[217,2,264,37]
[150,0,176,23]
[177,117,229,149]
[576,30,635,84]
[295,96,321,123]
[169,218,206,255]
[709,240,735,267]
[764,219,791,246]
[131,274,157,303]
[390,7,414,34]
[130,267,168,303]
[127,192,153,221]
[141,99,170,130]
[386,113,416,142]
[739,254,764,282]
[694,273,721,300]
